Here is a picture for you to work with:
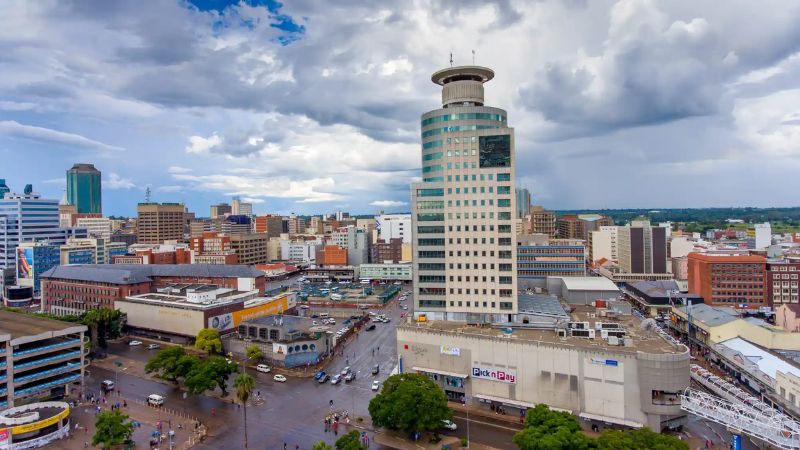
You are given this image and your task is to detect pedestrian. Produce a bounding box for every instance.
[284,444,287,450]
[123,400,127,408]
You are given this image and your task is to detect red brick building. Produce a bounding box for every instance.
[370,238,403,263]
[767,258,800,306]
[40,265,266,315]
[316,245,348,266]
[687,252,766,309]
[189,232,238,265]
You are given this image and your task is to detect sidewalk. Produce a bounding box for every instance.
[373,430,498,450]
[448,401,524,427]
[50,394,206,449]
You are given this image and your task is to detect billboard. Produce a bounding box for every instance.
[472,366,516,384]
[17,247,34,280]
[207,312,234,332]
[232,295,290,326]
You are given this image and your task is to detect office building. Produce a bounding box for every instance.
[767,258,800,306]
[228,233,268,265]
[189,218,212,237]
[110,230,137,246]
[687,253,767,309]
[189,232,238,265]
[231,197,253,216]
[316,245,348,266]
[749,223,772,250]
[376,214,412,244]
[136,203,184,244]
[515,188,531,219]
[334,211,349,221]
[220,215,252,235]
[529,206,556,237]
[0,311,87,408]
[114,243,191,265]
[40,264,267,315]
[66,163,101,214]
[617,221,668,274]
[280,238,321,263]
[255,215,284,238]
[411,64,517,321]
[589,225,619,263]
[287,214,306,235]
[15,242,61,296]
[76,217,112,241]
[359,263,412,281]
[331,225,369,267]
[557,214,613,240]
[516,234,586,288]
[307,216,324,235]
[371,238,403,263]
[210,203,232,218]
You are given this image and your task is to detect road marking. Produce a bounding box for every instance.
[451,412,523,432]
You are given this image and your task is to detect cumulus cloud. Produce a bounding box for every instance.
[106,173,135,189]
[370,200,408,207]
[241,197,266,204]
[168,166,193,174]
[155,185,183,193]
[0,120,123,152]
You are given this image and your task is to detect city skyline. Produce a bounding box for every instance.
[2,1,800,216]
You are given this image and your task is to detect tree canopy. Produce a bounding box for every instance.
[336,430,366,450]
[595,428,688,450]
[184,355,237,396]
[195,328,223,354]
[246,345,262,361]
[368,373,452,434]
[234,372,255,405]
[92,409,134,449]
[145,346,198,382]
[312,442,333,450]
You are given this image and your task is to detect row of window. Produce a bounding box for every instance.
[417,201,444,210]
[773,273,800,279]
[421,124,501,138]
[416,189,443,197]
[421,113,506,126]
[422,165,442,173]
[423,176,444,182]
[423,152,443,161]
[447,288,513,297]
[418,239,445,246]
[418,263,446,271]
[417,226,445,234]
[442,173,510,182]
[446,212,512,220]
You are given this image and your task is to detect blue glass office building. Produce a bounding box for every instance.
[66,163,102,214]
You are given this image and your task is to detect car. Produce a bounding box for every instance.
[312,320,318,325]
[314,370,327,381]
[341,367,350,376]
[328,319,336,325]
[401,305,408,310]
[101,380,115,392]
[147,343,161,350]
[372,364,380,375]
[311,314,319,319]
[366,324,376,331]
[371,380,380,391]
[318,374,330,383]
[368,311,376,316]
[257,364,271,373]
[129,340,142,346]
[383,318,391,323]
[147,394,164,406]
[442,420,457,431]
[273,374,287,382]
[330,374,342,385]
[300,305,310,309]
[344,371,356,382]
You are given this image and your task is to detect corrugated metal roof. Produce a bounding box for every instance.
[560,276,619,292]
[719,337,800,380]
[676,303,739,327]
[40,264,264,285]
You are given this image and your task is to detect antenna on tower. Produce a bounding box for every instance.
[144,185,152,203]
[449,52,453,67]
[472,49,475,65]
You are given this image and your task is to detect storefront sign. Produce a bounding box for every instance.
[440,345,460,356]
[10,407,69,434]
[590,358,618,366]
[472,366,516,384]
[0,428,9,450]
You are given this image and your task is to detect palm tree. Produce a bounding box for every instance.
[234,372,256,449]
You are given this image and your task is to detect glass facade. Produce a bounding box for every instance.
[66,164,102,214]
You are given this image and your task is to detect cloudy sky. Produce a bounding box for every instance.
[1,0,799,217]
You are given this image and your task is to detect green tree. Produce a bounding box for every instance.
[312,442,333,450]
[145,346,192,383]
[195,328,222,354]
[368,373,451,434]
[92,409,134,449]
[513,404,593,450]
[336,430,366,450]
[596,428,688,450]
[83,308,123,351]
[234,372,256,449]
[246,345,262,361]
[184,356,237,396]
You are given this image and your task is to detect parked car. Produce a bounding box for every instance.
[256,364,271,373]
[273,374,287,383]
[401,305,408,310]
[442,420,457,431]
[371,380,380,391]
[366,324,376,331]
[372,364,380,375]
[341,367,350,376]
[330,374,342,385]
[318,373,330,383]
[101,380,115,392]
[129,340,142,346]
[314,370,326,381]
[147,343,161,350]
[344,371,356,382]
[147,394,164,406]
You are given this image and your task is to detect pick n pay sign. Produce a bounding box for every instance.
[472,366,516,383]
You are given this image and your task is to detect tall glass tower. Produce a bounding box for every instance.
[66,163,102,214]
[411,66,518,323]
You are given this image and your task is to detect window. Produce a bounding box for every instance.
[498,199,511,207]
[497,186,511,194]
[423,152,443,161]
[498,212,511,220]
[417,213,444,221]
[422,140,442,149]
[422,164,442,173]
[497,173,511,181]
[500,302,512,310]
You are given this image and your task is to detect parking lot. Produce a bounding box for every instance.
[295,280,405,307]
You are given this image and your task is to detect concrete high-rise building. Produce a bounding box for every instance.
[617,221,668,274]
[688,252,766,309]
[411,65,517,321]
[210,203,232,218]
[136,203,185,244]
[529,206,556,237]
[66,163,102,214]
[229,233,269,265]
[287,214,306,235]
[255,215,283,238]
[376,214,412,244]
[76,217,112,241]
[557,214,613,240]
[750,222,772,250]
[589,225,619,263]
[331,225,369,267]
[515,188,531,219]
[231,197,253,216]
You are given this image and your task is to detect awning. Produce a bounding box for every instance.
[411,366,468,378]
[579,412,643,428]
[473,393,539,410]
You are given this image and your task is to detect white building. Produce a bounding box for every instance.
[76,217,112,240]
[330,226,369,267]
[589,226,618,262]
[754,222,772,250]
[232,198,253,216]
[279,239,321,263]
[670,236,696,259]
[359,263,412,281]
[376,214,412,244]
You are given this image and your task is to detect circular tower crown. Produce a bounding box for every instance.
[431,66,495,108]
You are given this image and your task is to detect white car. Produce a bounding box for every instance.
[147,394,164,406]
[147,343,160,350]
[371,380,380,391]
[256,364,271,373]
[341,367,350,376]
[331,374,342,385]
[442,420,457,431]
[273,374,287,382]
[401,306,408,310]
[129,340,142,346]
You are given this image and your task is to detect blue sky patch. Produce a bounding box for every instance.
[187,0,305,44]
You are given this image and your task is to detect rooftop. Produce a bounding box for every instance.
[40,264,265,284]
[0,310,87,342]
[718,337,800,381]
[675,303,740,327]
[517,294,569,319]
[560,276,620,292]
[404,304,682,355]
